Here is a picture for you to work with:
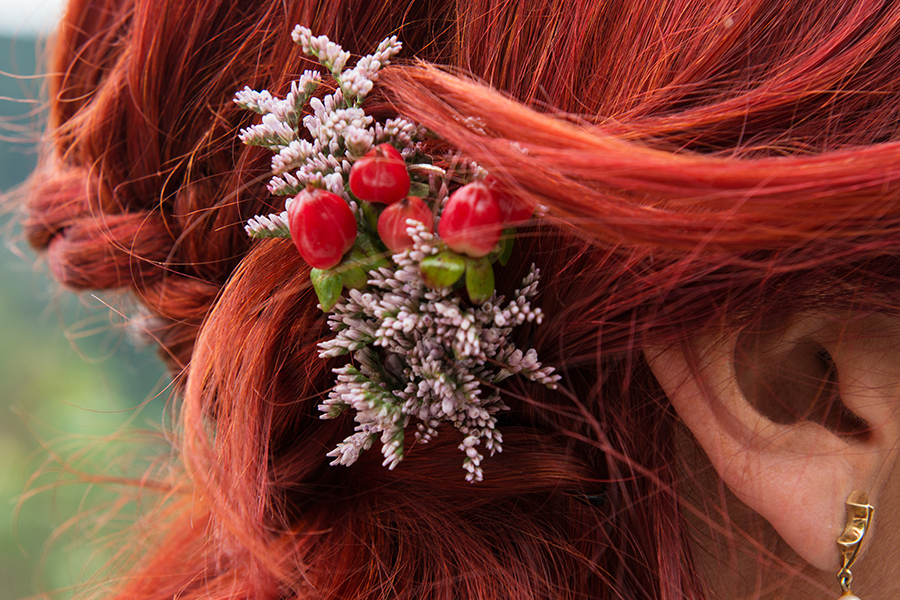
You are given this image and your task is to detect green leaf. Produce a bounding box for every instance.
[356,232,391,271]
[340,264,368,289]
[358,200,383,234]
[420,252,466,288]
[465,257,495,305]
[338,247,370,289]
[310,268,344,311]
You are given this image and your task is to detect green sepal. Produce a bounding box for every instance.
[465,257,495,305]
[408,181,430,197]
[310,268,344,312]
[420,251,466,288]
[496,228,516,266]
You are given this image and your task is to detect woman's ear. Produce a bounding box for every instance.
[644,313,900,571]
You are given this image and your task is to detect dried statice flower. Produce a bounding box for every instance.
[238,28,418,235]
[318,224,560,482]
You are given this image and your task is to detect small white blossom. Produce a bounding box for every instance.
[271,139,318,175]
[238,113,296,150]
[345,125,375,157]
[274,71,322,124]
[292,25,351,73]
[234,86,277,114]
[340,68,375,100]
[245,210,290,238]
[374,117,425,148]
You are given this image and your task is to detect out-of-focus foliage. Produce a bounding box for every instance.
[0,34,168,600]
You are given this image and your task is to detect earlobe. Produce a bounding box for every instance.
[645,314,900,572]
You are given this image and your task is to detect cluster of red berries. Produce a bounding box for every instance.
[286,143,532,272]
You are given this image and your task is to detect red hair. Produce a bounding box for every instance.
[22,0,900,598]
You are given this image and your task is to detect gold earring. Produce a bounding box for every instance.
[836,491,874,599]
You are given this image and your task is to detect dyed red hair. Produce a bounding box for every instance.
[22,0,900,598]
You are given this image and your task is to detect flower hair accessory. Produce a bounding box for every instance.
[238,27,559,481]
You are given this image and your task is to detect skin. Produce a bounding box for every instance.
[680,438,900,599]
[649,312,900,599]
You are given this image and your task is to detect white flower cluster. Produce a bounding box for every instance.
[237,28,559,482]
[236,27,420,204]
[292,25,402,102]
[318,224,560,482]
[292,25,352,75]
[234,71,321,126]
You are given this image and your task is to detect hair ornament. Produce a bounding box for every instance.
[238,27,559,482]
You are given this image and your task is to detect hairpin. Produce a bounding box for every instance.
[237,26,559,482]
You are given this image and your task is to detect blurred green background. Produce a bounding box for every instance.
[0,32,168,599]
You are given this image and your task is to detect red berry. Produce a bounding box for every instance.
[377,196,434,253]
[485,174,533,223]
[287,187,357,270]
[438,181,503,258]
[349,143,410,204]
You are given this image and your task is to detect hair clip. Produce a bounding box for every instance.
[237,26,559,482]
